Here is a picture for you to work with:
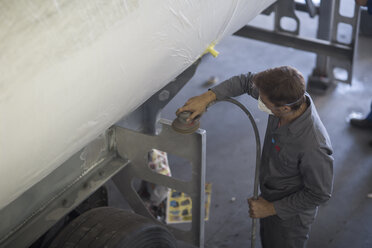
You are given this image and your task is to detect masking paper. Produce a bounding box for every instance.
[0,0,275,210]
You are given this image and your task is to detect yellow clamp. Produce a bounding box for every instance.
[203,43,219,58]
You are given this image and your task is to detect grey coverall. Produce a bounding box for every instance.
[211,73,334,248]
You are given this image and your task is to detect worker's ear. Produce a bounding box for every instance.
[280,105,292,113]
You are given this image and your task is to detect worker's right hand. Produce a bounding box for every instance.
[176,91,217,122]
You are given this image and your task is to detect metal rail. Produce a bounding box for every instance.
[234,25,353,61]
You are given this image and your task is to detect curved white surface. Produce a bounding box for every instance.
[0,0,275,210]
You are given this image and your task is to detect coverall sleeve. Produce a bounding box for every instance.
[368,0,372,14]
[273,146,334,220]
[210,72,259,100]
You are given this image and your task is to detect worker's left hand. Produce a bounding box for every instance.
[247,196,276,218]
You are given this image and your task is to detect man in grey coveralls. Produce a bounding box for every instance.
[177,66,334,248]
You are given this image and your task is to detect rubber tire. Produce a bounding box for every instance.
[49,207,177,248]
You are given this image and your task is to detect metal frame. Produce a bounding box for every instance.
[328,0,360,85]
[0,130,129,248]
[0,120,207,248]
[113,119,206,247]
[234,0,361,88]
[116,59,200,135]
[113,59,206,246]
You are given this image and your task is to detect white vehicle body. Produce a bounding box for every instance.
[0,1,275,247]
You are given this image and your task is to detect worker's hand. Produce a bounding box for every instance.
[247,197,276,219]
[355,0,368,6]
[176,91,216,122]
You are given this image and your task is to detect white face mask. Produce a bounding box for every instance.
[258,96,274,115]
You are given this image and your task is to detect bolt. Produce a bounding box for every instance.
[158,90,170,101]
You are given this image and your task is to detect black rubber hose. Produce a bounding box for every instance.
[212,97,261,248]
[177,97,262,248]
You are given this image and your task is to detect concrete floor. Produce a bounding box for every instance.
[109,7,372,248]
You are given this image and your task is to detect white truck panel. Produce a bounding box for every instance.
[0,0,275,210]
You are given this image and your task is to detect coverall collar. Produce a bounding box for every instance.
[273,93,312,136]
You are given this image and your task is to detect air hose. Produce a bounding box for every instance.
[172,97,261,248]
[220,98,261,248]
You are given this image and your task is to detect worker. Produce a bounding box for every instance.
[176,66,334,248]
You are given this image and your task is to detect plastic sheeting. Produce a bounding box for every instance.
[0,0,275,210]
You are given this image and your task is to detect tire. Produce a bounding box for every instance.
[49,207,177,248]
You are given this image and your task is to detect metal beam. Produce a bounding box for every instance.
[295,3,315,13]
[113,119,206,248]
[234,25,353,61]
[116,60,200,136]
[1,155,129,248]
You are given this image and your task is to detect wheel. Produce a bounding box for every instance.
[31,187,109,248]
[49,207,177,248]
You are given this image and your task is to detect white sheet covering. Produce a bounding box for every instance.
[0,0,275,210]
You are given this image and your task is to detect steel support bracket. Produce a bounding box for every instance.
[116,60,200,135]
[113,119,207,248]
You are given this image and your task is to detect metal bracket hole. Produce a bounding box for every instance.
[280,16,298,32]
[333,67,349,82]
[336,22,353,44]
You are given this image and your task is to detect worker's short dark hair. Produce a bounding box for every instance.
[253,66,306,110]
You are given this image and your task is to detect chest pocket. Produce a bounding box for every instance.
[274,146,300,176]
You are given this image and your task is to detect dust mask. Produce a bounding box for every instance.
[258,96,274,115]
